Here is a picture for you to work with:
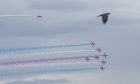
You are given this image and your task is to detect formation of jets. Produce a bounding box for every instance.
[84,42,108,71]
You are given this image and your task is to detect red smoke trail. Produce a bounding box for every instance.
[0,55,99,66]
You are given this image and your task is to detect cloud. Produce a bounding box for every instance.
[26,0,93,11]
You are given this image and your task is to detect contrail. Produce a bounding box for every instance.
[0,43,91,53]
[0,67,99,77]
[0,15,34,17]
[0,55,99,66]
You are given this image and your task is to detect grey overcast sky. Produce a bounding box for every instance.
[0,0,140,84]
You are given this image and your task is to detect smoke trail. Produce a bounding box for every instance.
[0,49,96,58]
[0,55,98,66]
[0,15,34,17]
[32,62,99,66]
[24,49,96,55]
[0,43,89,53]
[0,67,99,77]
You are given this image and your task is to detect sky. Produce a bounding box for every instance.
[0,0,140,84]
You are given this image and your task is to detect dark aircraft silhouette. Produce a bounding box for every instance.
[94,55,100,60]
[37,15,43,18]
[102,53,108,58]
[100,66,105,71]
[101,60,106,65]
[97,48,102,53]
[97,13,111,24]
[85,56,90,62]
[90,41,95,47]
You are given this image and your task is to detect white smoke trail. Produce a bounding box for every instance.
[0,49,97,58]
[0,15,35,17]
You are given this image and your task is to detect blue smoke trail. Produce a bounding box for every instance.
[0,43,89,53]
[0,67,99,77]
